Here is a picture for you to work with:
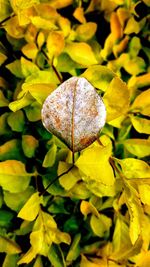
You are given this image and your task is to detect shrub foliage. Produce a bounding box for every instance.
[0,0,150,266]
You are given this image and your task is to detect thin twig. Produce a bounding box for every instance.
[0,13,15,27]
[40,164,74,196]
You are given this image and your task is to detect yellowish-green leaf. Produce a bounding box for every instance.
[138,184,150,205]
[0,0,12,21]
[47,31,65,58]
[22,135,38,158]
[21,57,39,77]
[24,101,41,121]
[33,256,43,267]
[123,139,150,158]
[129,36,141,58]
[90,214,112,237]
[0,52,7,66]
[0,160,32,193]
[100,34,114,60]
[24,69,60,85]
[2,254,19,267]
[22,83,56,105]
[48,244,65,267]
[58,162,80,190]
[9,92,34,112]
[57,16,71,37]
[18,192,41,221]
[80,254,105,267]
[128,73,150,89]
[124,56,146,76]
[103,77,129,121]
[81,65,115,91]
[65,42,98,66]
[0,236,21,254]
[4,16,25,39]
[7,110,25,132]
[118,158,150,179]
[0,90,9,107]
[6,60,24,78]
[112,217,132,260]
[0,139,22,161]
[66,233,81,262]
[43,144,57,167]
[130,116,150,134]
[76,22,97,41]
[131,89,150,116]
[75,144,115,197]
[4,186,35,212]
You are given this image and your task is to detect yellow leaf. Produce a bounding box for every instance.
[46,0,73,9]
[128,73,150,89]
[17,247,37,265]
[9,92,34,112]
[138,184,150,205]
[101,34,114,60]
[30,16,57,30]
[117,7,130,28]
[0,52,7,66]
[130,116,150,134]
[0,160,32,193]
[5,16,25,38]
[81,65,115,91]
[124,17,145,34]
[123,139,150,158]
[57,16,71,37]
[134,249,150,267]
[124,56,146,76]
[75,145,115,187]
[6,60,24,78]
[0,90,9,107]
[65,42,97,66]
[18,192,41,221]
[118,158,150,179]
[113,36,129,57]
[80,254,106,267]
[131,89,150,116]
[22,43,38,60]
[73,7,86,24]
[90,214,112,237]
[58,162,80,190]
[0,236,21,254]
[47,31,65,58]
[103,77,129,122]
[76,22,97,41]
[10,0,40,10]
[0,0,12,21]
[33,256,43,267]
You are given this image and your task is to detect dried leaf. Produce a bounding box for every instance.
[41,77,106,152]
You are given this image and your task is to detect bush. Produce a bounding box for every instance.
[0,0,150,266]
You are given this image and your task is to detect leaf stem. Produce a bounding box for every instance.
[40,164,74,196]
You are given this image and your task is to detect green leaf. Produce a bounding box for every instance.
[81,65,115,91]
[130,115,150,134]
[103,77,129,122]
[43,143,57,167]
[117,158,150,179]
[18,192,41,221]
[0,139,22,160]
[7,110,25,132]
[0,236,21,254]
[4,186,35,212]
[0,160,32,192]
[65,42,98,66]
[131,89,150,116]
[0,210,14,227]
[33,256,43,267]
[123,139,150,158]
[22,135,38,158]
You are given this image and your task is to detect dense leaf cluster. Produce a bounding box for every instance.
[0,0,150,266]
